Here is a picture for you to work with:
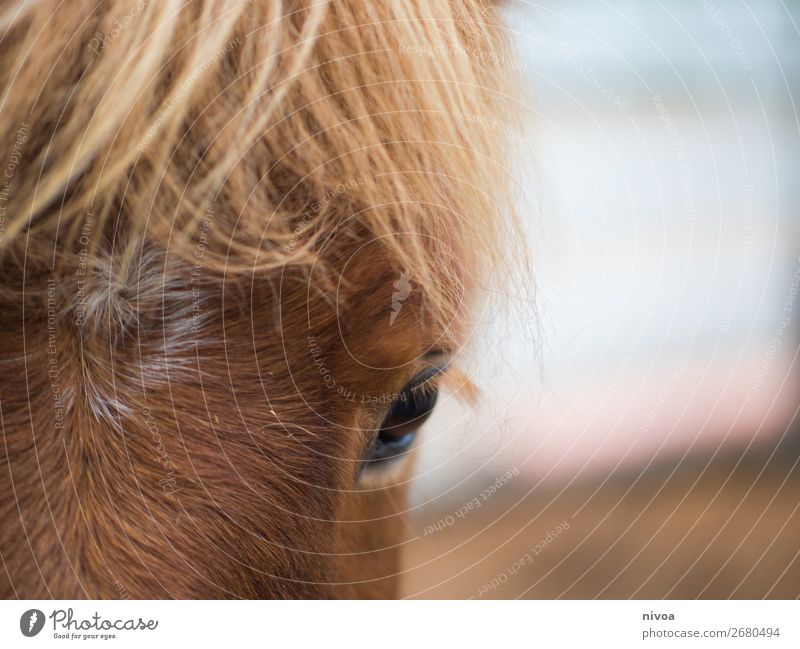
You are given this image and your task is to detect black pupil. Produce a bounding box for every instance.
[362,369,442,469]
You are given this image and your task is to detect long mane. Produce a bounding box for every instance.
[0,0,517,335]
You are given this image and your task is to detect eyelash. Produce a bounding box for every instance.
[405,366,446,399]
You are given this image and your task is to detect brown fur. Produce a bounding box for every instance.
[0,0,518,597]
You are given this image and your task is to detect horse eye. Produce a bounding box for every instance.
[361,368,443,471]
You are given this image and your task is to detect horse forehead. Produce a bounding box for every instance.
[334,271,436,370]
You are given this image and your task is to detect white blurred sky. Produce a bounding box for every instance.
[412,0,800,504]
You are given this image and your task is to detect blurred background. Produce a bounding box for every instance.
[402,0,800,598]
